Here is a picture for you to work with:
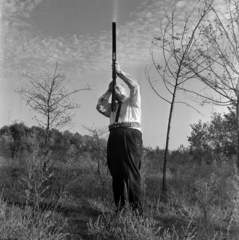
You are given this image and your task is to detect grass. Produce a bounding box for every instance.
[0,197,69,240]
[87,206,161,240]
[0,146,239,239]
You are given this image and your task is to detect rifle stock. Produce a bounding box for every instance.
[111,22,117,112]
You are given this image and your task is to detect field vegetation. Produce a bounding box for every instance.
[0,107,239,240]
[1,0,239,239]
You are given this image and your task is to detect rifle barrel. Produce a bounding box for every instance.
[111,22,117,112]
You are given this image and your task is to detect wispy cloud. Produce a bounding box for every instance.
[0,0,167,72]
[1,0,228,87]
[3,0,43,18]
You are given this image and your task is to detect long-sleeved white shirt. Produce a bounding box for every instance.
[96,72,141,130]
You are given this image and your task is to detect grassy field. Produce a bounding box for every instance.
[0,150,239,240]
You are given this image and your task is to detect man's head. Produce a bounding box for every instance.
[115,83,127,102]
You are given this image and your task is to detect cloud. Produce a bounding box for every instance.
[1,0,168,78]
[1,0,230,88]
[175,1,186,8]
[3,0,43,18]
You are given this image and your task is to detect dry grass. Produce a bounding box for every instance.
[0,136,239,239]
[87,160,239,240]
[0,198,69,240]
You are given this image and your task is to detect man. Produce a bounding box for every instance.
[96,63,143,215]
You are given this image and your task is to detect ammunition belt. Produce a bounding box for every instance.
[109,122,140,131]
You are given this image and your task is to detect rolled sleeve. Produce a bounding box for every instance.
[96,91,111,118]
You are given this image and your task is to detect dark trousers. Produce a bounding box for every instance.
[107,127,143,213]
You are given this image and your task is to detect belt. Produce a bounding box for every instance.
[109,122,140,131]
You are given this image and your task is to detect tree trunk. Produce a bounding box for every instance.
[161,84,177,201]
[45,112,50,147]
[237,95,239,170]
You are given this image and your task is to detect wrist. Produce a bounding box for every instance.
[117,70,123,76]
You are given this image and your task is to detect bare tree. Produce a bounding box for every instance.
[145,0,214,199]
[187,0,239,168]
[17,62,90,146]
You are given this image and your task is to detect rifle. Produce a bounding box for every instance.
[111,22,117,112]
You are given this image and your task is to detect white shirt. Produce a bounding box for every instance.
[96,75,141,131]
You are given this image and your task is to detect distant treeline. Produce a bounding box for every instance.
[0,122,107,162]
[0,106,237,165]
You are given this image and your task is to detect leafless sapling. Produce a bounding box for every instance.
[145,0,214,199]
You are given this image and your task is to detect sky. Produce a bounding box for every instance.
[0,0,228,150]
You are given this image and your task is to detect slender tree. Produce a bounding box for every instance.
[145,0,214,199]
[187,0,239,168]
[17,63,90,147]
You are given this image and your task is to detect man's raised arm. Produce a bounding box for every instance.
[115,63,139,91]
[96,90,111,118]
